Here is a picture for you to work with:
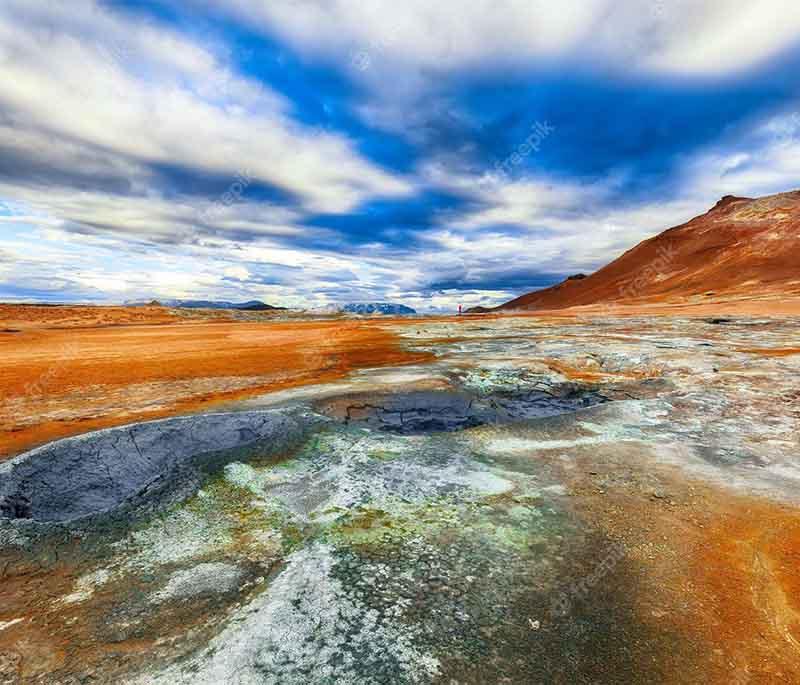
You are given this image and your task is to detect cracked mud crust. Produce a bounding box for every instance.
[0,411,312,524]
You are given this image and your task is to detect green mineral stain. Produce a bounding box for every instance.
[367,448,406,461]
[183,472,308,554]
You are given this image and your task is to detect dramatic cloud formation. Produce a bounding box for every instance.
[1,0,799,309]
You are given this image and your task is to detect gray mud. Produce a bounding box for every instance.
[315,387,607,434]
[0,384,605,527]
[0,410,310,525]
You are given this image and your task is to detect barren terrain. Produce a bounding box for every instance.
[0,306,431,458]
[1,306,800,684]
[494,190,800,313]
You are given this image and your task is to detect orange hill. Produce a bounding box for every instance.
[495,190,800,311]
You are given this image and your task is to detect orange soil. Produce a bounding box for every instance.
[3,305,800,681]
[0,317,431,459]
[3,301,796,460]
[0,303,183,329]
[693,500,800,680]
[738,347,800,357]
[540,357,661,383]
[565,446,800,682]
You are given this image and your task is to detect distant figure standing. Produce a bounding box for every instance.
[458,304,462,316]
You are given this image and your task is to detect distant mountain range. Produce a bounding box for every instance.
[125,299,416,315]
[126,299,285,311]
[341,303,416,315]
[471,189,800,312]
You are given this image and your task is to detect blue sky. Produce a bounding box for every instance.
[1,0,799,311]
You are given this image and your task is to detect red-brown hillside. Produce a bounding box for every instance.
[496,190,800,311]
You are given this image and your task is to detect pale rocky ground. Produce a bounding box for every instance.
[1,315,799,684]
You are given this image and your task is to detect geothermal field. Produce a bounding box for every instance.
[4,3,800,683]
[1,307,799,684]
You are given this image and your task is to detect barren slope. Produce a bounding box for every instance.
[498,190,800,311]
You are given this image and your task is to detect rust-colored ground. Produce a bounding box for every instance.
[0,310,432,459]
[497,190,800,313]
[559,445,800,683]
[539,357,662,383]
[2,301,797,460]
[0,303,183,329]
[739,347,800,357]
[3,303,800,682]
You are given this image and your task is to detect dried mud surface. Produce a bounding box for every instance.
[1,313,800,684]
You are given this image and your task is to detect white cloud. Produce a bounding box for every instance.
[423,164,620,230]
[682,140,800,201]
[632,0,800,77]
[412,107,800,293]
[2,1,800,312]
[211,0,605,71]
[223,265,251,281]
[0,0,411,215]
[200,0,800,80]
[5,105,799,310]
[0,184,310,245]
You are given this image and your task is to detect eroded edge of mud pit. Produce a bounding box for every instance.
[314,385,612,435]
[0,410,316,527]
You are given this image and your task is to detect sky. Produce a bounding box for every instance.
[1,1,799,311]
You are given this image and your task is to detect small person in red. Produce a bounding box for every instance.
[458,304,462,316]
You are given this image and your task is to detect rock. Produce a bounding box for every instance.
[0,651,21,685]
[650,490,670,500]
[315,387,607,435]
